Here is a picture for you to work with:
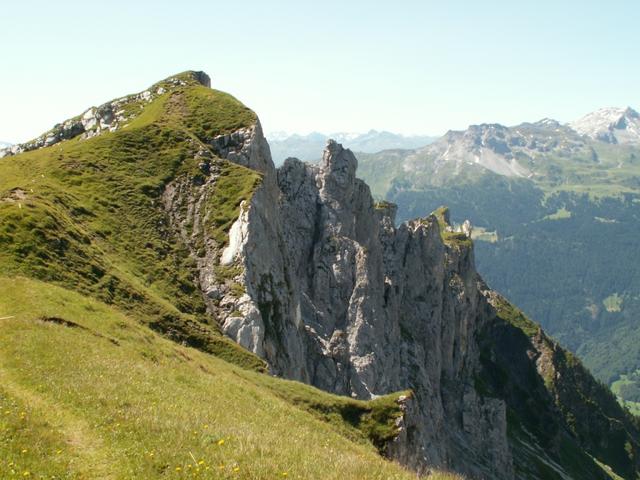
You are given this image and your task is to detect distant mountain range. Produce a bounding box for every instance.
[267,130,436,164]
[0,141,12,149]
[394,106,640,183]
[357,106,640,414]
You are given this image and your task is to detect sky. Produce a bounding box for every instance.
[1,0,639,143]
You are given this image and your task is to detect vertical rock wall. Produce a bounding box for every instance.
[199,127,513,478]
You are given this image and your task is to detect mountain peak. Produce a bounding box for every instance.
[161,70,211,88]
[322,139,357,182]
[570,106,640,144]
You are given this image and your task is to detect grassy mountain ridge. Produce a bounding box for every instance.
[0,72,457,479]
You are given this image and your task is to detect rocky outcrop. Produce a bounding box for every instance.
[170,126,512,476]
[160,90,639,479]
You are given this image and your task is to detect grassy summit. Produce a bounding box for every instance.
[0,72,459,479]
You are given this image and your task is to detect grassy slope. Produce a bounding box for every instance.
[0,72,459,479]
[612,371,640,416]
[0,276,446,480]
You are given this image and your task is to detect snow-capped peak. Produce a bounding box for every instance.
[569,106,640,144]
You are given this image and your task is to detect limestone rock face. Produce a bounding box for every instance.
[163,113,640,478]
[183,124,514,477]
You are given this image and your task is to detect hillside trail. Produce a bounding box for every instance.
[0,365,115,479]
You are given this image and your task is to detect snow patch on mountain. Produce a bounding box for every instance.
[570,107,640,144]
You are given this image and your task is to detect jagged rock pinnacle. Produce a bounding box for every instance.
[321,139,358,187]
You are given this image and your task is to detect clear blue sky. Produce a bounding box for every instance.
[1,0,638,142]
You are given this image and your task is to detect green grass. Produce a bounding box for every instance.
[0,276,460,480]
[621,400,640,417]
[181,86,257,140]
[543,207,572,220]
[593,457,626,480]
[0,74,266,365]
[432,206,473,248]
[206,162,262,246]
[493,295,540,338]
[611,370,640,416]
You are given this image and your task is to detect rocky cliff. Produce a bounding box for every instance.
[5,71,637,479]
[161,94,639,479]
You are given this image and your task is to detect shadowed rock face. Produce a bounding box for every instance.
[163,105,639,479]
[190,130,513,477]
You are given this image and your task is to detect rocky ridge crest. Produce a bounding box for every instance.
[0,71,211,158]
